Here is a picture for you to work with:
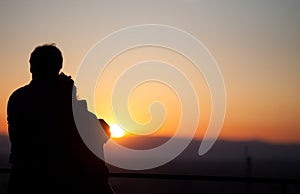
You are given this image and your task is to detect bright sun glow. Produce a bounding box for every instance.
[110,124,125,138]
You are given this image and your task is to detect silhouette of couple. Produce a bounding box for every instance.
[7,44,115,194]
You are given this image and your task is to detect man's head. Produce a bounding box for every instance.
[29,44,63,78]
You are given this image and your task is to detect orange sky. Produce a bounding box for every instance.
[0,1,300,143]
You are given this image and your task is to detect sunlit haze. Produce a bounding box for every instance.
[0,1,300,144]
[110,124,125,138]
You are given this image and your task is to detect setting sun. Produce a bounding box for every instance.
[110,124,125,138]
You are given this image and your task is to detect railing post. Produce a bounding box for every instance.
[281,183,287,194]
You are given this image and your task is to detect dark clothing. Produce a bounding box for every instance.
[7,74,114,194]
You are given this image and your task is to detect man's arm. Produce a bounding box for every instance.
[7,88,25,164]
[7,91,18,163]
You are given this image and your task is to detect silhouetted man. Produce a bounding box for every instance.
[7,44,114,194]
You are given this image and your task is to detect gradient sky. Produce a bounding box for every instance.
[0,0,299,143]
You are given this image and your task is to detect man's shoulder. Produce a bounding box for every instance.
[8,84,31,102]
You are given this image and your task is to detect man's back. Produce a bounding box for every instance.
[8,75,77,192]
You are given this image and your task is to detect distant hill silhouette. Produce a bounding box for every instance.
[111,136,300,162]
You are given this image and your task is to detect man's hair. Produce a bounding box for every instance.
[29,43,63,77]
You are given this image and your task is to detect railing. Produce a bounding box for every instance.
[1,168,300,194]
